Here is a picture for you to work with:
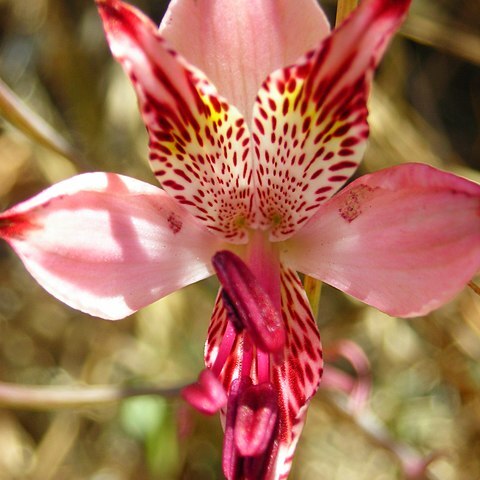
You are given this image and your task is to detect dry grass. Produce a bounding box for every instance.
[0,0,479,479]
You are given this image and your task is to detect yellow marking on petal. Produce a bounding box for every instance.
[197,90,225,124]
[206,105,224,124]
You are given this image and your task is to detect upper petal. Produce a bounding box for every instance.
[284,163,480,317]
[251,0,411,240]
[159,0,330,124]
[0,173,222,319]
[97,0,254,243]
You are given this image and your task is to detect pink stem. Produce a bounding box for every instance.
[241,335,254,380]
[257,349,270,383]
[246,231,283,384]
[211,321,237,377]
[246,231,282,311]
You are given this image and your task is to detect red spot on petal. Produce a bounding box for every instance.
[329,160,357,171]
[163,179,185,190]
[167,212,183,233]
[339,184,377,222]
[0,213,39,240]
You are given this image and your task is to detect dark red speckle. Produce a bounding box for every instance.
[167,212,183,234]
[0,213,38,240]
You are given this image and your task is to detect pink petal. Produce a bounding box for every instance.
[285,163,480,317]
[251,0,411,240]
[97,0,254,243]
[272,266,323,479]
[160,0,330,124]
[205,267,323,479]
[0,173,222,320]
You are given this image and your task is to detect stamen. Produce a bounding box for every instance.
[211,321,237,377]
[222,379,280,479]
[256,349,270,384]
[240,335,255,379]
[234,382,278,457]
[221,289,245,333]
[181,368,227,415]
[212,250,285,353]
[223,378,246,480]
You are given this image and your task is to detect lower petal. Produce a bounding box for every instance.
[0,173,222,319]
[205,266,323,479]
[273,266,323,480]
[285,163,480,317]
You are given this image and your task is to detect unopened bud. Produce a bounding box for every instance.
[182,369,227,415]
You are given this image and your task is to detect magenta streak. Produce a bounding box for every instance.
[241,335,254,380]
[257,349,270,384]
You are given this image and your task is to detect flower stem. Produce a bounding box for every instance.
[0,381,182,410]
[468,280,480,296]
[318,391,441,480]
[303,274,322,317]
[0,78,88,169]
[335,0,359,25]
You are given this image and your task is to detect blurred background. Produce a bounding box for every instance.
[0,0,479,478]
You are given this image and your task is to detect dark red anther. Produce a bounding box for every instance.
[221,289,245,333]
[234,382,278,457]
[223,378,248,480]
[212,250,285,353]
[222,379,280,480]
[243,435,279,480]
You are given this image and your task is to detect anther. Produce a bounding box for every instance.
[212,250,285,353]
[234,382,278,457]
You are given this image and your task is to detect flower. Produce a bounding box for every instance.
[1,0,479,478]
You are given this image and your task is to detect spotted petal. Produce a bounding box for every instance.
[205,267,322,479]
[97,0,254,242]
[0,173,222,320]
[285,163,480,317]
[159,0,330,123]
[251,0,411,240]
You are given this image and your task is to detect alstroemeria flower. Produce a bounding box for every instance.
[1,0,480,478]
